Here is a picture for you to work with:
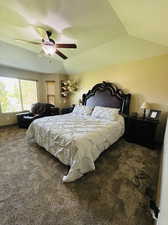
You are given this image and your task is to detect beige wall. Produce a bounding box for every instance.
[0,66,67,127]
[70,54,168,141]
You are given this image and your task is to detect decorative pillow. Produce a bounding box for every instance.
[91,106,120,120]
[72,105,93,116]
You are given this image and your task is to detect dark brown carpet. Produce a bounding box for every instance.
[0,126,160,225]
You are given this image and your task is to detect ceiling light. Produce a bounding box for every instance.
[42,44,56,55]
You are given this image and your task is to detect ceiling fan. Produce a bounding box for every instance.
[16,29,77,60]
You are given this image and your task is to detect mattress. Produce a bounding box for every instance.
[26,113,124,182]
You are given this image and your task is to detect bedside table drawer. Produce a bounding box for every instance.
[124,117,159,148]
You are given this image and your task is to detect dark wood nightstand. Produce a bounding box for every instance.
[124,116,159,148]
[61,106,74,114]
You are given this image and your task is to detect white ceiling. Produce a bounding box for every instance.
[0,40,65,74]
[108,0,168,47]
[0,0,168,74]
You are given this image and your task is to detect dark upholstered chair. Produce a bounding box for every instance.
[17,103,59,128]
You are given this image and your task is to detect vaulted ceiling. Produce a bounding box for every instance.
[0,0,168,74]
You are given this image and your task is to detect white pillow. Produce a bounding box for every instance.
[91,106,120,121]
[72,105,93,116]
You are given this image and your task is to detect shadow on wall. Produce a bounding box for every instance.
[129,93,144,115]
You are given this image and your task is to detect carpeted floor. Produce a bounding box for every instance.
[0,126,160,225]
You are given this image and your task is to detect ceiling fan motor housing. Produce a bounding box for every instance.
[46,30,52,38]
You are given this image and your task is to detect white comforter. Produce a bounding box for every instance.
[26,113,124,182]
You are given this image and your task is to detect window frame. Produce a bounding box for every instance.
[0,76,38,114]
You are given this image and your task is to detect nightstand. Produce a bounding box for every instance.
[61,106,74,114]
[124,116,159,148]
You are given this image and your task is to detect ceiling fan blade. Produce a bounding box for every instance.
[15,39,41,45]
[55,49,68,60]
[56,43,77,48]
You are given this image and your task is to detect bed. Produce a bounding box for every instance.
[27,81,131,182]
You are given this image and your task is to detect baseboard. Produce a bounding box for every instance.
[0,123,17,128]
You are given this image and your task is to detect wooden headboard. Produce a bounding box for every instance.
[82,81,131,115]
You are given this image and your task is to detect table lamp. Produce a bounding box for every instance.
[140,102,150,119]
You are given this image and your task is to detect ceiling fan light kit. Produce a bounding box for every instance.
[42,41,56,55]
[15,28,77,60]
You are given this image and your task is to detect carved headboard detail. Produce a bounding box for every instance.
[82,81,131,115]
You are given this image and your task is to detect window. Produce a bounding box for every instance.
[0,76,37,113]
[20,80,37,111]
[46,80,56,105]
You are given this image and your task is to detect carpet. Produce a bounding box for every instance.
[0,126,160,225]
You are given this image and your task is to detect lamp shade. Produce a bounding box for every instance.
[42,44,56,55]
[140,102,150,109]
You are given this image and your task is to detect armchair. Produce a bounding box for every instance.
[17,103,59,128]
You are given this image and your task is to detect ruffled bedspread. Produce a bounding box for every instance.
[26,114,124,182]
